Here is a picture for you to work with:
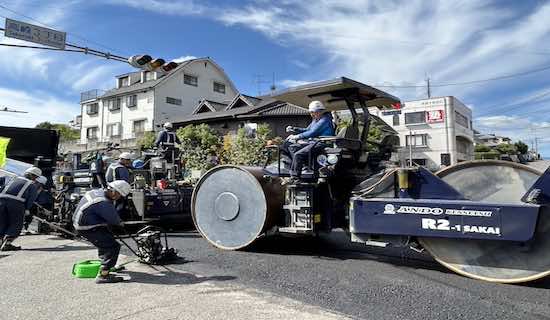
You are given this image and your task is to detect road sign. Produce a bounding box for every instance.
[4,18,66,49]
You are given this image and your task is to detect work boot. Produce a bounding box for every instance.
[95,273,124,284]
[0,242,21,251]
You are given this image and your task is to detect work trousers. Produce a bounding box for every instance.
[78,227,121,271]
[282,141,327,177]
[0,198,25,241]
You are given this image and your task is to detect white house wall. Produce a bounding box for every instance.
[102,91,155,141]
[153,60,238,127]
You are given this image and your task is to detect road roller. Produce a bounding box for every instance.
[192,77,550,283]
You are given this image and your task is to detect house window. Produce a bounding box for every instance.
[86,103,98,115]
[133,120,146,133]
[106,123,121,137]
[166,97,182,106]
[86,127,98,139]
[213,82,226,94]
[404,111,426,125]
[405,134,428,147]
[455,111,469,128]
[126,95,137,107]
[106,98,121,111]
[392,114,400,126]
[184,74,198,86]
[119,76,129,87]
[144,71,155,82]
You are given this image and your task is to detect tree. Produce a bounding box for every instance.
[515,141,529,154]
[495,143,517,155]
[36,122,80,142]
[474,144,491,152]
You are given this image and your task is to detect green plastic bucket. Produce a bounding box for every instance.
[72,260,101,278]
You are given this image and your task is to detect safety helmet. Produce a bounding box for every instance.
[36,176,48,185]
[24,166,42,178]
[163,122,173,129]
[118,152,133,160]
[108,180,131,197]
[308,100,325,112]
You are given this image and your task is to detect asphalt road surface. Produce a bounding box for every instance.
[154,229,550,320]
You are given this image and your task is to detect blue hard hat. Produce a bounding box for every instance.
[132,159,145,169]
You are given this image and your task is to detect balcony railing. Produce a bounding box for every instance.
[80,89,105,102]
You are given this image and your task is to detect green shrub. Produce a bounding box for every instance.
[226,123,272,166]
[137,131,156,149]
[176,124,222,170]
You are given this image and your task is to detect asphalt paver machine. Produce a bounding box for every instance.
[191,77,550,283]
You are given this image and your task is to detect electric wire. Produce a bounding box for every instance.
[0,3,128,55]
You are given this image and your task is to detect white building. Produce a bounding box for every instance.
[370,96,474,171]
[79,57,238,149]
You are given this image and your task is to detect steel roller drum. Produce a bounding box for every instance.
[419,160,550,283]
[192,165,284,250]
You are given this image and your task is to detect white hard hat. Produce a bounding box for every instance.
[36,176,48,185]
[163,122,173,129]
[108,180,131,197]
[24,166,42,177]
[118,152,133,160]
[308,100,325,112]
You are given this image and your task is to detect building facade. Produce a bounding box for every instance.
[370,96,474,171]
[79,57,238,149]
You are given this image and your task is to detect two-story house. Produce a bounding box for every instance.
[79,57,238,148]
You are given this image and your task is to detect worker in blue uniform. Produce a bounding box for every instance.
[73,180,131,284]
[105,152,133,183]
[284,101,336,178]
[24,175,51,232]
[0,166,42,251]
[154,122,180,164]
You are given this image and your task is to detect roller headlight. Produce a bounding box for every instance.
[327,154,339,165]
[316,154,328,166]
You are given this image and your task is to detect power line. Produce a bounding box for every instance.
[375,62,550,89]
[0,3,128,56]
[474,89,550,118]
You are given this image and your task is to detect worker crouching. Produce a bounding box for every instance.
[73,180,131,284]
[0,166,42,251]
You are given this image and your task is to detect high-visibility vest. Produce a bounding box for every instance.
[0,176,33,203]
[161,132,177,147]
[73,190,111,231]
[105,162,125,183]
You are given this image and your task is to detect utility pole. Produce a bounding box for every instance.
[425,76,431,99]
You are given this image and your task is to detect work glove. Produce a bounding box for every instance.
[286,134,300,143]
[285,125,295,133]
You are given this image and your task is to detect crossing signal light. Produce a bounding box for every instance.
[128,55,152,68]
[162,62,179,72]
[148,58,165,70]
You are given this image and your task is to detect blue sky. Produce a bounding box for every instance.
[1,0,550,155]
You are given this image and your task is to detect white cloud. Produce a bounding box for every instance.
[173,55,197,63]
[0,87,78,128]
[102,0,205,15]
[279,79,311,88]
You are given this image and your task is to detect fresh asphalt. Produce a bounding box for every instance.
[153,161,550,319]
[126,229,550,320]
